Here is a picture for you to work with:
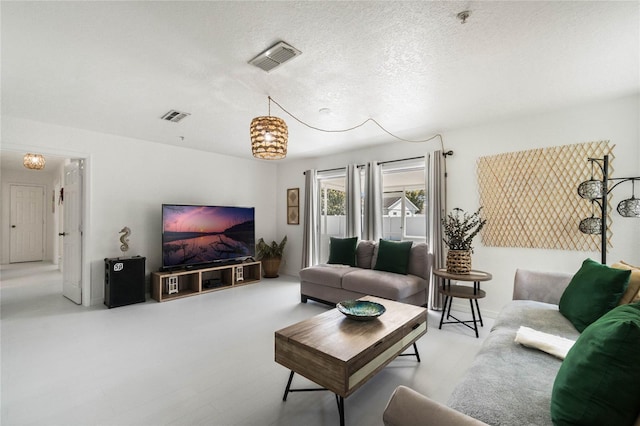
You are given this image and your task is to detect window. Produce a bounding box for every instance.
[381,161,426,242]
[309,160,425,264]
[317,171,346,263]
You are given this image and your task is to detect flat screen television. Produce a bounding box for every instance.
[162,204,255,270]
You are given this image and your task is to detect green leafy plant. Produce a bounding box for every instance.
[256,236,287,259]
[442,207,486,251]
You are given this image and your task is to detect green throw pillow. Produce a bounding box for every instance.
[559,258,630,332]
[551,302,640,426]
[327,237,358,266]
[373,239,413,275]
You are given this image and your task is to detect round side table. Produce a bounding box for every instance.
[433,269,492,338]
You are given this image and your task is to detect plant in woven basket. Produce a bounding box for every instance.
[256,236,287,278]
[442,208,486,274]
[442,207,486,251]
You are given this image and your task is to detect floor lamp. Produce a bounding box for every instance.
[577,154,640,264]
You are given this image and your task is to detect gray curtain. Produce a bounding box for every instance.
[363,161,382,241]
[427,151,447,310]
[302,169,319,268]
[345,164,362,238]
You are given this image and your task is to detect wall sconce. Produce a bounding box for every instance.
[577,154,640,264]
[23,153,46,170]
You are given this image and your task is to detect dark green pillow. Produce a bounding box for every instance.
[327,237,358,266]
[373,239,413,275]
[551,302,640,426]
[559,258,630,332]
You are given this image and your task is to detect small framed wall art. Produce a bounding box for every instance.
[287,188,299,225]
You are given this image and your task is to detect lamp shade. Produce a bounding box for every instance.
[250,116,288,160]
[578,216,602,234]
[577,179,603,200]
[617,197,640,218]
[23,153,46,170]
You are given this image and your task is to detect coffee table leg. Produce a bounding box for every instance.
[283,370,295,401]
[335,394,345,426]
[398,342,421,362]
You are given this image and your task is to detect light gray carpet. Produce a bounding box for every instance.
[1,262,492,426]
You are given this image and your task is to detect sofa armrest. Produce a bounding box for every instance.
[383,386,488,426]
[513,269,573,305]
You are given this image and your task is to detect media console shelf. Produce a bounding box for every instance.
[151,261,261,302]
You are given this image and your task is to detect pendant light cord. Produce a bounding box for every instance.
[267,96,444,147]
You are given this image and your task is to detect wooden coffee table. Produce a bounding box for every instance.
[275,296,427,425]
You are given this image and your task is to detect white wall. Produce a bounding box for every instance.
[2,116,278,306]
[3,95,638,310]
[277,94,640,317]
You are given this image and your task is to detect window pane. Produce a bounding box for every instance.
[383,191,404,241]
[382,165,426,242]
[318,175,345,262]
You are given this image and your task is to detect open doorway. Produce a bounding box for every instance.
[1,150,88,305]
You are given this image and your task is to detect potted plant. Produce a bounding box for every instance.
[442,207,486,274]
[256,236,287,278]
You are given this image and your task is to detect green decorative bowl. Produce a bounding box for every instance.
[336,300,386,321]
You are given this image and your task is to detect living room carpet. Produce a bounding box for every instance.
[1,262,492,426]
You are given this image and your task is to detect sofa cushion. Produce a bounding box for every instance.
[342,269,426,301]
[407,243,430,280]
[355,240,376,269]
[551,302,640,426]
[299,264,359,289]
[612,261,640,305]
[327,237,358,266]
[373,240,413,275]
[448,300,580,426]
[559,258,630,332]
[492,300,581,339]
[513,269,573,304]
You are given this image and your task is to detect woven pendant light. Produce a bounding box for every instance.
[23,153,46,170]
[250,96,288,160]
[250,116,288,160]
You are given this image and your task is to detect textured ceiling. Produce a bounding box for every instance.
[2,1,638,161]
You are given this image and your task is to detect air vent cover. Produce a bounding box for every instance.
[249,41,302,72]
[161,110,191,123]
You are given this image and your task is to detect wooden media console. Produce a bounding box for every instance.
[151,261,261,302]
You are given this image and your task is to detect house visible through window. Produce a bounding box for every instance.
[381,160,426,242]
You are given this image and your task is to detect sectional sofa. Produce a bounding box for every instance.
[383,262,640,426]
[299,239,431,307]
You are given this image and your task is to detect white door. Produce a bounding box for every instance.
[62,160,83,304]
[9,185,45,263]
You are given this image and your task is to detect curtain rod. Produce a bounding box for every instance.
[303,155,430,175]
[378,155,424,166]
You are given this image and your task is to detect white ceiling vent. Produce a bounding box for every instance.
[249,41,302,72]
[161,110,191,123]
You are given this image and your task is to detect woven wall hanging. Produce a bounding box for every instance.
[477,141,614,251]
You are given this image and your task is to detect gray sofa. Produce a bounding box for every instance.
[299,240,431,307]
[384,269,579,426]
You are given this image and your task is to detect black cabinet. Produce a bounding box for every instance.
[104,256,146,308]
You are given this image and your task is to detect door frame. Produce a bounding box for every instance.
[2,144,92,307]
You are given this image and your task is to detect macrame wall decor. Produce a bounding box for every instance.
[477,140,614,251]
